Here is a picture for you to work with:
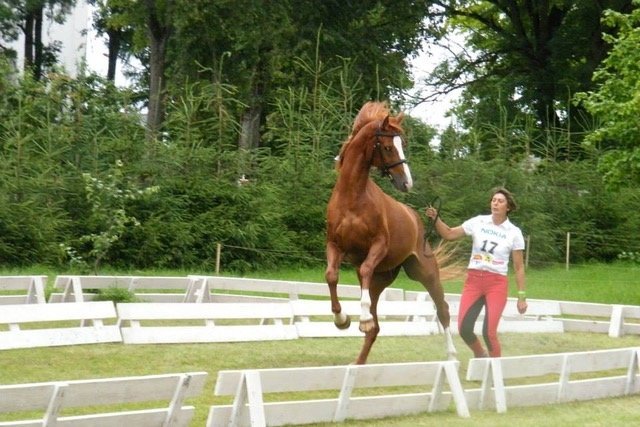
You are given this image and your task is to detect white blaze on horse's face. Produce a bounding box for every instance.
[393,135,413,191]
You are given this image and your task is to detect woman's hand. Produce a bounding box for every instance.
[425,206,438,220]
[517,299,528,314]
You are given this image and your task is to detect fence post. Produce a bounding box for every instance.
[215,243,222,274]
[565,232,570,271]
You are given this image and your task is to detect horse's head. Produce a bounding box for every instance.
[370,114,413,192]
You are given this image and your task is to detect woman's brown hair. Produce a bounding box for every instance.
[490,187,518,212]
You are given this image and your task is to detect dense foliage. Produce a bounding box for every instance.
[578,3,640,188]
[1,1,640,273]
[1,54,640,273]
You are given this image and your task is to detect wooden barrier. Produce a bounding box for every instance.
[117,302,297,344]
[406,292,564,333]
[497,299,563,333]
[49,275,133,302]
[0,301,122,350]
[0,276,47,305]
[50,275,210,303]
[0,275,632,351]
[608,304,640,337]
[465,347,640,413]
[559,301,640,337]
[0,371,207,427]
[207,361,469,426]
[197,275,404,302]
[290,299,440,337]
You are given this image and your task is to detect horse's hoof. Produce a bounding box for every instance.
[334,315,351,330]
[359,319,374,333]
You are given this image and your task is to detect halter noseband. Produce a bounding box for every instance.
[373,129,407,176]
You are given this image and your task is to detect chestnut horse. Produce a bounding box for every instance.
[325,101,457,364]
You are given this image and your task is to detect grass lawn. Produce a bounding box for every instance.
[1,334,639,426]
[251,261,640,306]
[0,262,639,425]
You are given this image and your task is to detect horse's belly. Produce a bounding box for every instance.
[332,219,414,269]
[343,249,410,270]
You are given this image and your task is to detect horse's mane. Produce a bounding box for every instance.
[335,101,402,170]
[350,101,391,137]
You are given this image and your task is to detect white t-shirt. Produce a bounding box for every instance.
[462,215,525,276]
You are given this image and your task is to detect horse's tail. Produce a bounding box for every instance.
[432,241,466,282]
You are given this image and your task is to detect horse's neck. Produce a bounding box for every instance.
[335,151,371,198]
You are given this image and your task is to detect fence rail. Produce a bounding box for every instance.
[0,275,638,349]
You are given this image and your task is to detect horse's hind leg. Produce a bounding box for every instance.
[325,242,350,329]
[403,254,458,361]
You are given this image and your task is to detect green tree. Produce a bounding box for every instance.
[0,0,76,79]
[88,0,174,142]
[578,2,640,188]
[89,0,135,81]
[61,160,158,273]
[106,0,432,149]
[424,0,635,158]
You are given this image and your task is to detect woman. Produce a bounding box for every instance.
[425,187,527,358]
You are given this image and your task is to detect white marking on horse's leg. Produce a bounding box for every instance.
[360,291,373,322]
[359,291,374,333]
[443,326,458,361]
[393,136,413,189]
[334,311,348,325]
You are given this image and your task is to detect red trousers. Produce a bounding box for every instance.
[458,269,508,357]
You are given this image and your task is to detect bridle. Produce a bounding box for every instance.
[373,128,407,177]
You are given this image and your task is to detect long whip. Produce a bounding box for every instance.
[424,195,442,241]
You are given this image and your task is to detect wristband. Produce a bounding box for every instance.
[517,290,526,299]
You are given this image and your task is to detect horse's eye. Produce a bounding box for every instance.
[385,146,392,152]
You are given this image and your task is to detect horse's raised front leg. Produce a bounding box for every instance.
[325,242,350,329]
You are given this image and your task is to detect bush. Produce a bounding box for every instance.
[92,287,138,303]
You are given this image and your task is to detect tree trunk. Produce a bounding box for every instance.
[34,7,43,80]
[23,13,34,71]
[144,0,172,143]
[238,63,265,150]
[106,29,120,82]
[238,104,261,150]
[22,6,45,80]
[146,34,168,142]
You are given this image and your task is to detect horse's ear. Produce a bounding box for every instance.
[382,115,390,129]
[396,112,405,123]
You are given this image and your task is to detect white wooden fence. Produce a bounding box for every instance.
[117,302,298,344]
[465,347,640,413]
[558,300,640,337]
[406,290,640,336]
[0,371,207,427]
[207,361,469,427]
[0,276,47,305]
[207,347,640,425]
[1,275,639,425]
[290,299,440,337]
[49,275,211,303]
[1,351,638,426]
[196,275,404,302]
[0,301,122,350]
[0,275,638,349]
